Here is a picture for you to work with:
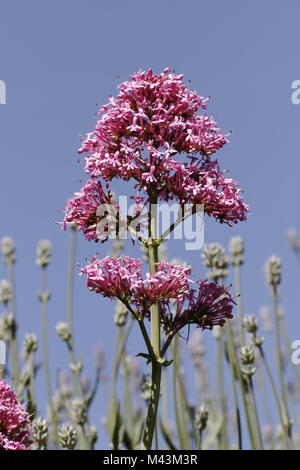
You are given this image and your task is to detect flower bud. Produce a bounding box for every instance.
[0,280,12,305]
[0,312,17,341]
[36,240,52,268]
[265,255,281,287]
[59,424,77,450]
[202,243,229,281]
[287,228,300,252]
[240,346,255,365]
[229,236,244,266]
[56,322,72,344]
[1,237,16,265]
[31,417,48,450]
[23,333,38,359]
[195,405,209,432]
[243,315,259,334]
[71,398,87,425]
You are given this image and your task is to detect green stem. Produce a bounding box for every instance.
[234,264,244,347]
[249,376,264,449]
[8,263,19,384]
[67,227,77,396]
[141,195,162,450]
[217,331,228,449]
[41,269,54,420]
[273,287,293,445]
[224,323,243,450]
[258,345,290,449]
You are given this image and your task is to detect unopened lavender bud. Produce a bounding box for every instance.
[31,417,48,450]
[36,240,52,268]
[1,237,16,265]
[37,291,51,303]
[240,346,255,365]
[23,333,38,359]
[243,315,259,333]
[0,280,12,305]
[242,366,256,378]
[253,334,264,347]
[265,255,281,287]
[260,306,272,333]
[71,398,87,425]
[287,228,300,252]
[94,345,105,369]
[195,405,209,432]
[229,236,244,266]
[0,312,16,341]
[59,424,77,450]
[202,243,229,281]
[56,322,72,344]
[70,360,83,375]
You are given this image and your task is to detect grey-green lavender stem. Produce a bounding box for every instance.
[217,331,228,449]
[41,268,54,422]
[258,345,290,449]
[67,227,77,395]
[273,287,293,445]
[249,377,264,449]
[224,323,243,450]
[8,263,19,383]
[234,264,244,348]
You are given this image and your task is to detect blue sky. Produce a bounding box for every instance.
[0,0,300,448]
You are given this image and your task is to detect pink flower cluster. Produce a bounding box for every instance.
[163,280,235,333]
[79,68,227,183]
[81,256,234,332]
[67,68,249,229]
[63,180,114,241]
[81,256,191,312]
[162,157,249,226]
[0,378,32,450]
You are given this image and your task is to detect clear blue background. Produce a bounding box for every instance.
[0,0,299,448]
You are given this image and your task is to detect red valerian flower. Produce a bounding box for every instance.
[73,68,249,227]
[63,180,115,241]
[78,68,227,185]
[162,280,235,334]
[0,378,32,450]
[81,256,191,313]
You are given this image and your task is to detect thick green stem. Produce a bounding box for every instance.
[141,195,162,450]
